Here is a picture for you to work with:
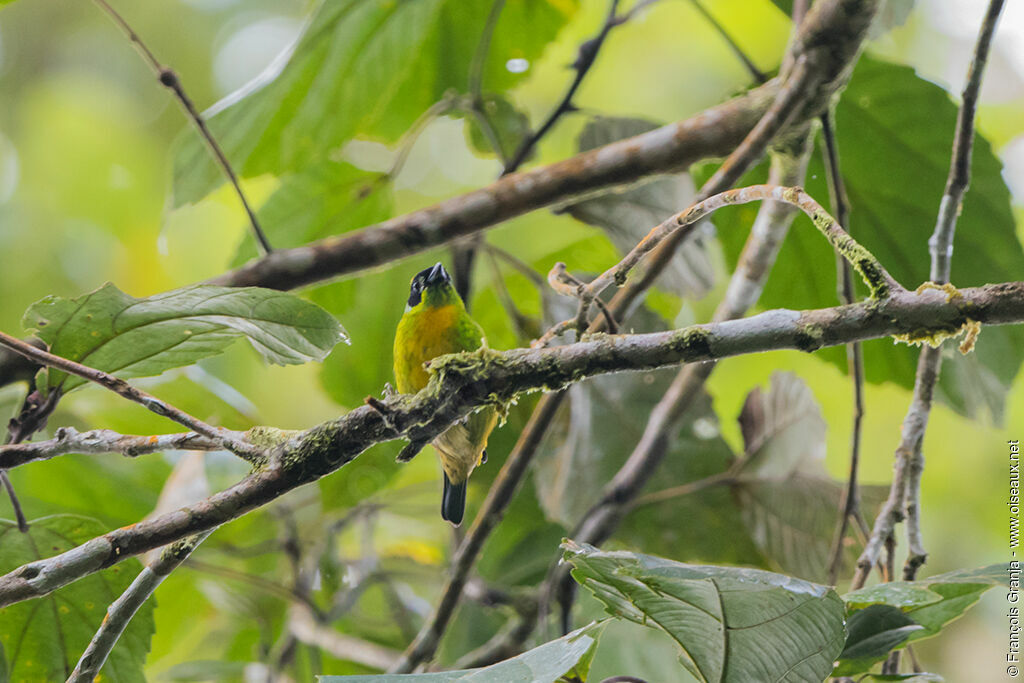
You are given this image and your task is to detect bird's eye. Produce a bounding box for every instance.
[412,281,422,292]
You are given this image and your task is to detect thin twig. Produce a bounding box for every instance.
[68,530,214,683]
[820,109,868,586]
[468,0,506,100]
[2,384,63,532]
[0,427,231,469]
[633,471,734,507]
[852,0,1005,590]
[688,0,767,83]
[540,182,897,341]
[0,472,27,533]
[454,0,627,303]
[0,330,262,462]
[504,0,623,173]
[391,393,565,672]
[91,0,272,254]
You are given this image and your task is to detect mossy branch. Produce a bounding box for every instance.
[546,185,899,343]
[1,281,1023,608]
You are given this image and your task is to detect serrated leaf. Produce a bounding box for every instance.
[22,283,346,392]
[833,604,924,676]
[699,55,1024,421]
[233,159,392,266]
[172,0,577,207]
[843,564,1006,650]
[567,116,715,299]
[319,621,605,682]
[0,515,154,682]
[564,542,846,683]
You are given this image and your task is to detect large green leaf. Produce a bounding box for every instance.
[232,159,392,266]
[0,515,154,682]
[23,283,346,392]
[567,116,715,299]
[843,564,1006,647]
[564,541,846,683]
[320,621,604,682]
[833,605,924,676]
[172,0,577,206]
[701,55,1024,421]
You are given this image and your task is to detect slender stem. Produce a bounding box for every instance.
[391,392,566,672]
[0,330,262,462]
[551,182,897,339]
[820,109,867,585]
[91,0,272,254]
[632,471,734,506]
[68,530,214,683]
[0,472,28,533]
[852,0,1005,590]
[456,0,626,303]
[503,0,622,174]
[0,427,232,469]
[468,0,506,99]
[2,383,64,533]
[688,0,767,83]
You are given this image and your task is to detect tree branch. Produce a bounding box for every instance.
[0,331,262,462]
[852,0,1005,590]
[68,530,214,683]
[546,182,894,338]
[206,0,879,293]
[209,82,777,291]
[2,279,1020,606]
[0,427,233,470]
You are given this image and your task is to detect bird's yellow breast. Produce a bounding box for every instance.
[393,304,464,393]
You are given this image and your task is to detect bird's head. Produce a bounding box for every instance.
[406,262,460,312]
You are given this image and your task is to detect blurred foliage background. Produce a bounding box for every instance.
[0,0,1022,680]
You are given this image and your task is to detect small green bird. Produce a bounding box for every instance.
[393,262,499,525]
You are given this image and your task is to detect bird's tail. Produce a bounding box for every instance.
[441,473,467,526]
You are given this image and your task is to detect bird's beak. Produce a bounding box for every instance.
[425,262,449,286]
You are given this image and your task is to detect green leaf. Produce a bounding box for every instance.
[23,283,347,392]
[0,515,154,682]
[460,94,531,161]
[833,605,924,676]
[172,0,578,207]
[567,117,715,299]
[700,55,1024,421]
[731,373,886,581]
[318,621,605,682]
[843,564,1007,648]
[564,541,846,683]
[233,159,392,266]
